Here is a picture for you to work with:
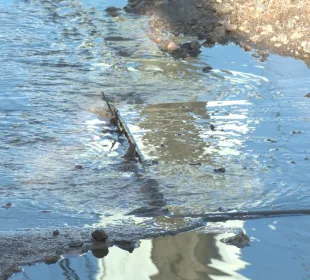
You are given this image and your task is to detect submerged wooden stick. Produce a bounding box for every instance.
[101,91,145,163]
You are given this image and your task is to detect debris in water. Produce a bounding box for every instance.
[221,230,250,248]
[202,66,213,73]
[292,130,302,134]
[214,167,226,173]
[42,210,52,213]
[267,138,277,143]
[53,230,60,236]
[2,202,12,209]
[91,230,108,242]
[189,162,202,166]
[74,165,83,169]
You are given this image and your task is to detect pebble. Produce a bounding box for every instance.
[224,23,237,32]
[301,41,310,53]
[44,255,61,265]
[167,42,179,52]
[264,25,273,33]
[202,66,213,73]
[243,45,252,52]
[221,230,250,248]
[53,230,60,236]
[277,34,288,43]
[290,32,302,40]
[91,230,108,242]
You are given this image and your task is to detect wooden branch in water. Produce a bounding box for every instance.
[169,209,310,222]
[101,91,145,163]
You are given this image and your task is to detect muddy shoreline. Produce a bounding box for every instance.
[124,0,310,65]
[0,218,212,280]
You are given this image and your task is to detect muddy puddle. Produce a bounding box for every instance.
[10,216,310,279]
[0,0,310,278]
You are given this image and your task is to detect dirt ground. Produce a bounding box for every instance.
[125,0,310,65]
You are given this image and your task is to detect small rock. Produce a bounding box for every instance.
[305,93,310,98]
[264,25,273,33]
[2,202,12,209]
[91,230,108,242]
[243,45,252,52]
[190,40,201,50]
[202,66,213,73]
[203,36,216,46]
[216,5,232,14]
[301,41,310,53]
[68,241,84,248]
[44,255,61,265]
[214,167,226,173]
[224,23,237,32]
[290,31,302,40]
[221,230,250,248]
[277,34,288,43]
[167,42,179,52]
[105,6,120,12]
[53,230,60,236]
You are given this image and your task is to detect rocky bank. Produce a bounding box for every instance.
[124,0,310,64]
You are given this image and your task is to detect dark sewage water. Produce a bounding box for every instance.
[0,0,310,279]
